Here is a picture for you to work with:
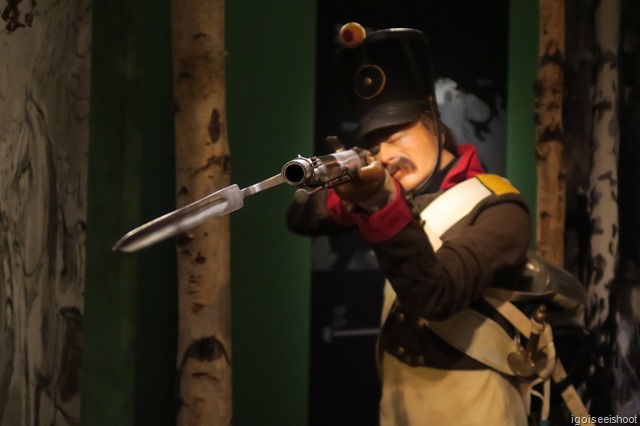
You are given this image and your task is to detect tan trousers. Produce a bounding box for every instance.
[380,354,528,426]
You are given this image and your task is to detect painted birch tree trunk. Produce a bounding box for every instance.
[580,0,621,417]
[0,1,90,425]
[535,0,566,267]
[584,0,620,416]
[171,1,232,425]
[585,0,620,332]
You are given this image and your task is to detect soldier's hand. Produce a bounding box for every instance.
[333,162,397,212]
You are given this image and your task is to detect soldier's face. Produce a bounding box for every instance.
[366,121,441,191]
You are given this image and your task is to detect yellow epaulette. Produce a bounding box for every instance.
[475,173,520,196]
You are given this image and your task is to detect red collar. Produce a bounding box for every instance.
[440,144,485,190]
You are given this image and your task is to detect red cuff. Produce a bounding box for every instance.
[325,181,414,243]
[353,180,414,243]
[326,190,357,226]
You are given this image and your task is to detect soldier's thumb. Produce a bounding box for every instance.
[356,162,387,184]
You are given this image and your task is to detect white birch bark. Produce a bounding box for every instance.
[586,0,620,329]
[171,1,232,425]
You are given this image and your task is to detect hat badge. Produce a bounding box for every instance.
[355,64,386,100]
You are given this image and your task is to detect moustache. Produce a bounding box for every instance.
[385,155,417,176]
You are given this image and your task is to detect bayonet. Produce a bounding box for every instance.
[113,144,371,253]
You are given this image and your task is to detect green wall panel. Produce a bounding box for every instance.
[83,1,177,425]
[85,1,315,425]
[226,1,316,425]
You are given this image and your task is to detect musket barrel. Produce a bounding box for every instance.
[281,148,370,187]
[282,157,315,185]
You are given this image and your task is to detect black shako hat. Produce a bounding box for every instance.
[336,23,437,139]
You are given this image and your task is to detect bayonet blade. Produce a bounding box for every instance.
[113,174,286,253]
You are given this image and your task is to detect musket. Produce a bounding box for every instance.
[113,141,371,253]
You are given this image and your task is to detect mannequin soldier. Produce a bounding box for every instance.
[287,23,531,425]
